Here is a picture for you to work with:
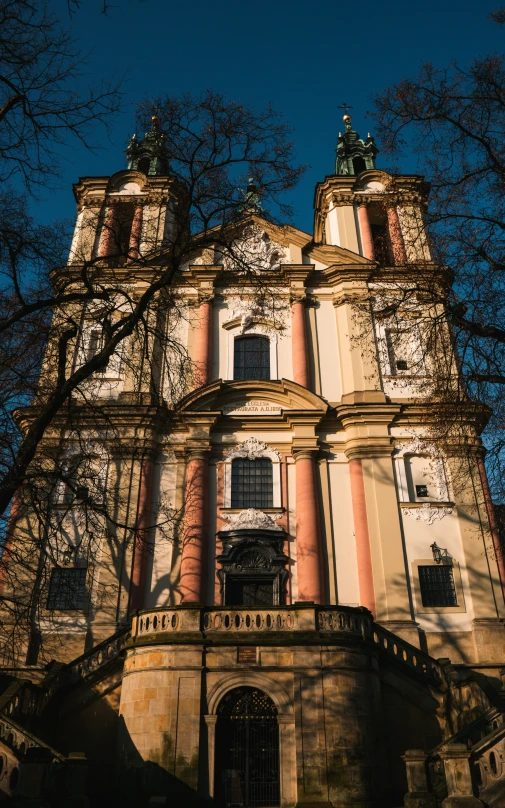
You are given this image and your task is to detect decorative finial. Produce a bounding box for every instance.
[334,106,379,176]
[338,103,354,132]
[125,113,169,176]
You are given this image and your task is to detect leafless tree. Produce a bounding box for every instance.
[0,88,304,662]
[370,12,505,509]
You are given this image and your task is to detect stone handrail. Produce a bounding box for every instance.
[371,623,444,685]
[0,712,64,761]
[0,679,47,724]
[66,625,130,681]
[469,721,505,801]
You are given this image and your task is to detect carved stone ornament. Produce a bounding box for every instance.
[394,437,449,501]
[223,225,287,272]
[394,436,443,459]
[224,298,277,335]
[225,437,281,462]
[401,504,453,525]
[221,508,282,532]
[236,549,271,570]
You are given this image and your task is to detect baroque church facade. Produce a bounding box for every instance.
[0,115,504,808]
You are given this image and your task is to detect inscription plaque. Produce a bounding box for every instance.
[237,646,258,663]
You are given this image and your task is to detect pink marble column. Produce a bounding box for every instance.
[127,205,143,262]
[194,298,213,386]
[180,451,208,603]
[98,205,118,258]
[386,205,407,265]
[291,298,309,388]
[129,456,155,612]
[295,451,323,603]
[349,459,376,615]
[358,204,375,261]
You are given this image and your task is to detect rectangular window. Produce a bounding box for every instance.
[47,568,87,610]
[233,336,270,381]
[231,458,273,509]
[418,564,458,607]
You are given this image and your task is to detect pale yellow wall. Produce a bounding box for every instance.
[327,459,360,605]
[326,204,339,246]
[399,509,474,633]
[314,300,342,402]
[145,456,177,609]
[335,206,359,254]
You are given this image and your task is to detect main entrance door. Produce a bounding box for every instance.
[215,687,280,807]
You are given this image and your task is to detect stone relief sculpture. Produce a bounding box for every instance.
[221,508,282,532]
[224,437,281,462]
[222,224,287,272]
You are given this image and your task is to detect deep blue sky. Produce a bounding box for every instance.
[44,0,504,235]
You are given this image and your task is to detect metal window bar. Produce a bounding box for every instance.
[231,459,273,509]
[47,568,87,610]
[418,564,458,607]
[234,336,270,381]
[216,687,280,807]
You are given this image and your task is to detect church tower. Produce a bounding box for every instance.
[1,114,504,808]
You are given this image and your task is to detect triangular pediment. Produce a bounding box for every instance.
[151,213,372,271]
[178,379,328,417]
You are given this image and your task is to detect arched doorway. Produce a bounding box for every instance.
[214,686,280,807]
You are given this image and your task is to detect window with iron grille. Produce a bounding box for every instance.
[233,336,270,381]
[47,568,87,610]
[418,564,458,607]
[231,458,273,509]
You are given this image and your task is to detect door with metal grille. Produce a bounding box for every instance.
[215,687,280,807]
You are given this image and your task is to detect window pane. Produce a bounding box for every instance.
[418,565,457,607]
[233,336,270,381]
[47,568,87,610]
[231,458,273,509]
[226,579,275,607]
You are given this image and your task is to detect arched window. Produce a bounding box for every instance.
[231,458,273,509]
[137,156,150,175]
[353,156,366,175]
[233,336,270,381]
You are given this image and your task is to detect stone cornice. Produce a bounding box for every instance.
[13,400,172,437]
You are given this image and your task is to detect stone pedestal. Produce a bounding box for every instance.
[402,749,436,808]
[440,744,484,808]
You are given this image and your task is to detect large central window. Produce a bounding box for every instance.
[231,458,273,509]
[233,336,270,381]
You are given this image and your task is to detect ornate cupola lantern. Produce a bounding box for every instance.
[126,114,169,176]
[335,114,378,176]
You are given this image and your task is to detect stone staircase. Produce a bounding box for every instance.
[0,612,503,806]
[403,671,505,807]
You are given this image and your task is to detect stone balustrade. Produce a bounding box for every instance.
[0,713,64,761]
[131,605,444,685]
[371,623,444,684]
[132,604,373,640]
[67,626,129,681]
